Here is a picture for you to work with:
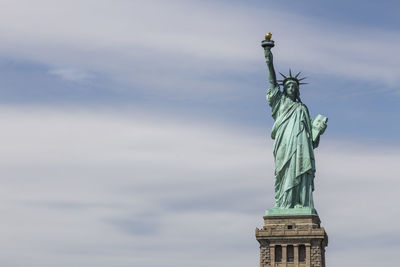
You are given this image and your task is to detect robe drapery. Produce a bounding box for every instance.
[267,85,315,208]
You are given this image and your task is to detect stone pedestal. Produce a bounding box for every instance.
[255,215,328,267]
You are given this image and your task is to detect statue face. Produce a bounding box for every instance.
[284,82,298,99]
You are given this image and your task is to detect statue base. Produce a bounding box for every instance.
[265,207,318,216]
[255,214,328,267]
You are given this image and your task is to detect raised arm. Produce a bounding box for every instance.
[262,34,281,119]
[264,48,277,88]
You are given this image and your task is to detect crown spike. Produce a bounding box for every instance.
[278,70,308,86]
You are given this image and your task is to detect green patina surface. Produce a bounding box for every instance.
[265,207,318,216]
[261,36,327,216]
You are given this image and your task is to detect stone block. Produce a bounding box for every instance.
[256,215,328,267]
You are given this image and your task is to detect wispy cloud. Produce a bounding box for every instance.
[0,106,398,267]
[0,0,398,97]
[48,68,91,83]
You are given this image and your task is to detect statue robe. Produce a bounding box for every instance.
[267,85,315,208]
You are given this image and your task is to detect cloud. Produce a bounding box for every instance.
[0,106,398,267]
[48,68,91,83]
[0,0,398,98]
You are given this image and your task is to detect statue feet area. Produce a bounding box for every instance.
[265,207,318,216]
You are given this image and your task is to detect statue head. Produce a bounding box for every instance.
[283,80,300,102]
[278,69,307,102]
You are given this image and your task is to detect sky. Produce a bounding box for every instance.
[0,1,399,266]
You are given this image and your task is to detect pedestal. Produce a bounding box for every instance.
[255,215,328,267]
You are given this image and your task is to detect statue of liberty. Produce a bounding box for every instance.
[262,33,328,215]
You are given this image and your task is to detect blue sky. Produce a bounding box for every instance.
[0,1,399,267]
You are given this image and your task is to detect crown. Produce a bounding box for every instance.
[277,69,307,86]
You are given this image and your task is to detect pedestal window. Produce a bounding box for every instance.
[275,245,282,262]
[299,245,306,262]
[287,245,294,262]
